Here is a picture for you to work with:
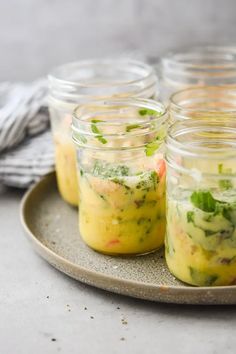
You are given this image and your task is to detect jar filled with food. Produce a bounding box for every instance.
[48,59,159,206]
[165,119,236,286]
[169,86,236,122]
[161,46,236,100]
[71,98,168,255]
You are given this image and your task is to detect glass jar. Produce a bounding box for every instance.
[165,119,236,286]
[71,98,168,256]
[169,86,236,122]
[161,46,236,101]
[48,59,159,206]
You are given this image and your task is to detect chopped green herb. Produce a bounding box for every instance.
[204,230,217,237]
[91,122,107,144]
[218,163,232,174]
[99,194,107,202]
[137,217,151,225]
[222,207,232,222]
[91,119,105,123]
[219,179,233,190]
[97,136,108,144]
[126,124,141,132]
[92,161,130,179]
[80,169,84,177]
[138,108,160,116]
[189,266,218,286]
[190,191,217,212]
[205,275,219,286]
[111,177,130,189]
[145,133,164,156]
[91,123,100,134]
[190,190,235,227]
[218,164,233,190]
[145,140,161,156]
[187,211,194,223]
[218,163,223,174]
[135,171,158,190]
[203,214,213,222]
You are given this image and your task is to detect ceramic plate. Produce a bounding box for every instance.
[20,173,236,304]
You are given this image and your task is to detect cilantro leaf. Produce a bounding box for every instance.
[145,139,162,156]
[190,191,217,212]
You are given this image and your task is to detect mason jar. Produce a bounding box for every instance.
[48,59,159,206]
[71,98,168,256]
[161,46,236,101]
[169,86,236,122]
[165,119,236,286]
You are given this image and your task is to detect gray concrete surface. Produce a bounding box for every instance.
[1,187,236,354]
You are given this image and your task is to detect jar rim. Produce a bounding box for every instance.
[166,119,236,159]
[48,58,156,88]
[161,46,236,86]
[162,46,236,70]
[170,86,236,119]
[73,97,166,124]
[72,97,167,151]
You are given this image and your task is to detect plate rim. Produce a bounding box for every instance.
[20,172,236,304]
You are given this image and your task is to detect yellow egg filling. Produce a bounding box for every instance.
[78,161,166,255]
[166,191,236,286]
[54,133,78,206]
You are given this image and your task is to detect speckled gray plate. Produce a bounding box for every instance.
[20,172,236,305]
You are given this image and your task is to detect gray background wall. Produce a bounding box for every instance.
[0,0,236,81]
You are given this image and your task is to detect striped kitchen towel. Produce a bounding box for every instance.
[0,79,54,188]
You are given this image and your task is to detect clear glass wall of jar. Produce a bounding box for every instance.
[169,86,236,122]
[48,59,159,206]
[161,46,236,101]
[165,119,236,286]
[71,98,168,256]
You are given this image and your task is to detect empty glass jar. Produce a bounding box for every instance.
[48,59,159,206]
[165,119,236,286]
[72,98,168,255]
[161,46,236,100]
[169,86,236,122]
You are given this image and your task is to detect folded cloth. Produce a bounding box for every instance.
[0,131,54,188]
[0,79,55,188]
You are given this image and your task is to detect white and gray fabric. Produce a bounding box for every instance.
[0,79,54,188]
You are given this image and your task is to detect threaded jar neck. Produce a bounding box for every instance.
[72,97,168,152]
[48,59,158,105]
[170,86,236,121]
[162,46,236,88]
[166,119,236,179]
